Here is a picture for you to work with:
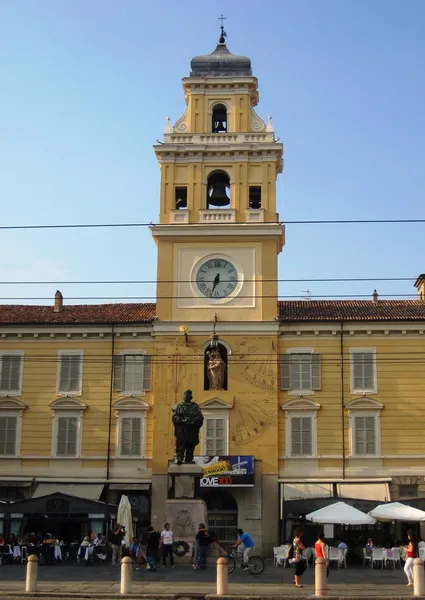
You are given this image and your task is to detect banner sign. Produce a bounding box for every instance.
[194,456,254,487]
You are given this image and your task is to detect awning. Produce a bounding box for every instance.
[283,483,333,501]
[0,481,32,488]
[32,483,104,501]
[337,483,390,502]
[109,483,150,491]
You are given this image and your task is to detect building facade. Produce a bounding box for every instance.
[1,33,425,551]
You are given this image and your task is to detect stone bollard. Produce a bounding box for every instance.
[26,554,38,592]
[315,557,328,597]
[120,556,132,595]
[413,558,425,597]
[217,557,229,596]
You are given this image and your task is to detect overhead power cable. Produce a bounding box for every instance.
[0,277,416,285]
[1,218,425,231]
[0,294,419,301]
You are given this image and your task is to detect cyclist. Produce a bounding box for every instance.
[234,528,255,570]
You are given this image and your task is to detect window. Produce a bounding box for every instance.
[290,416,312,456]
[353,415,376,456]
[399,484,418,498]
[0,415,18,456]
[56,415,79,456]
[248,186,262,209]
[114,352,152,394]
[50,399,86,458]
[119,415,143,457]
[204,416,227,455]
[350,349,377,393]
[280,351,321,392]
[175,187,187,210]
[0,352,23,395]
[57,351,83,395]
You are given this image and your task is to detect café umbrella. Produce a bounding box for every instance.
[369,502,425,522]
[306,501,376,525]
[117,494,134,548]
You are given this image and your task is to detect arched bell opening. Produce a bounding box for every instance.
[206,171,231,209]
[212,104,228,133]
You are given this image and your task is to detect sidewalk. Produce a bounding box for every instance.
[0,562,418,597]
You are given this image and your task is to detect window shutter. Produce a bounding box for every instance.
[57,417,68,455]
[354,416,365,455]
[131,417,142,456]
[67,417,78,455]
[142,355,152,391]
[121,417,131,455]
[0,355,21,391]
[312,353,321,390]
[365,416,376,455]
[113,356,124,391]
[59,355,81,392]
[291,417,301,456]
[353,354,364,390]
[280,355,291,390]
[5,416,17,455]
[301,417,312,455]
[363,354,375,390]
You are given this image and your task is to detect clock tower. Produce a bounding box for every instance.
[150,28,283,553]
[151,27,284,323]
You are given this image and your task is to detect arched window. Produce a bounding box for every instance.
[204,342,228,391]
[212,104,227,133]
[206,171,231,209]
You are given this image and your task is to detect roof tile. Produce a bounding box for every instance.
[278,300,425,322]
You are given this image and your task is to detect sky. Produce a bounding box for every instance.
[0,0,424,305]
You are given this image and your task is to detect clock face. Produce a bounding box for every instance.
[195,257,239,300]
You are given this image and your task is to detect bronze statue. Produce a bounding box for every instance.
[172,389,204,464]
[207,349,226,390]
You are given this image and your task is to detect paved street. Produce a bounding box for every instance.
[0,561,418,597]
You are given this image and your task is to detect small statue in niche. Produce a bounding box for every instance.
[207,348,226,390]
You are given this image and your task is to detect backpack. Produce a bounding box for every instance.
[286,543,294,560]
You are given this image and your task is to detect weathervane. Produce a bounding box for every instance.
[218,14,227,43]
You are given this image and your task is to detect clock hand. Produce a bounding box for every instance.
[211,273,220,292]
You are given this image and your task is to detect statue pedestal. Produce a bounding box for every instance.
[163,464,207,563]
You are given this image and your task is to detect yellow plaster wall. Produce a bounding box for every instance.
[151,334,279,475]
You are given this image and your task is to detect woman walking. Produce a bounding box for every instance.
[292,528,307,588]
[404,530,418,587]
[314,533,329,576]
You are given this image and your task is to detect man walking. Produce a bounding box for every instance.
[108,523,124,566]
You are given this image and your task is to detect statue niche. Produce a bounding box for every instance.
[204,342,228,391]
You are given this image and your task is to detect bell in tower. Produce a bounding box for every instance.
[212,104,227,133]
[207,171,231,208]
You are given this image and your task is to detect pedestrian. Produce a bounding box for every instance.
[146,526,160,571]
[194,523,211,570]
[404,530,418,587]
[160,523,174,567]
[108,523,124,566]
[292,527,306,588]
[314,532,329,576]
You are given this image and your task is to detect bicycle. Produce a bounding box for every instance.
[224,548,265,575]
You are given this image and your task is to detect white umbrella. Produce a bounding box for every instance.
[369,502,425,522]
[117,494,133,547]
[306,501,376,525]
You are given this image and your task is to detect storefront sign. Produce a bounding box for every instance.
[194,456,254,487]
[88,513,105,519]
[10,513,24,519]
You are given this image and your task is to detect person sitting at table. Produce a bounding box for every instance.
[77,536,91,564]
[365,538,374,556]
[337,540,348,550]
[93,533,105,546]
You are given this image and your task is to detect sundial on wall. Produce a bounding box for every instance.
[231,340,276,446]
[234,340,277,391]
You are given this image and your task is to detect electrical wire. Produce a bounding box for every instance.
[0,294,419,300]
[1,218,425,230]
[0,277,416,285]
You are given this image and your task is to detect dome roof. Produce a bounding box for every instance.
[190,35,252,78]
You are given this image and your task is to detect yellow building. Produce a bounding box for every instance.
[1,31,425,551]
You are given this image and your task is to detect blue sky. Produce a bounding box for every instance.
[0,0,424,305]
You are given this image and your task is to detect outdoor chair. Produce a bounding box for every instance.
[419,548,425,561]
[303,547,313,567]
[328,546,340,568]
[384,548,401,569]
[371,547,384,569]
[338,548,347,568]
[363,547,372,567]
